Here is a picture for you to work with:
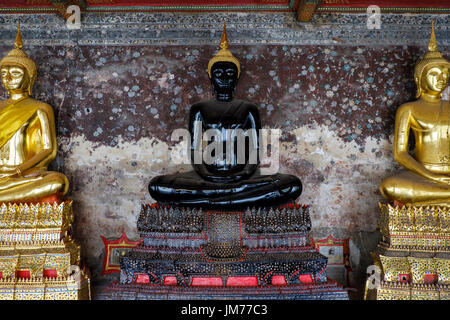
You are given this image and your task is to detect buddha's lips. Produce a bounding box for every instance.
[215,79,233,87]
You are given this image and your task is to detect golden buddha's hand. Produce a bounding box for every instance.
[428,173,450,185]
[0,166,18,179]
[0,172,14,179]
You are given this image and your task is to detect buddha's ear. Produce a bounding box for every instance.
[18,67,32,96]
[210,77,216,96]
[233,76,239,96]
[415,87,422,99]
[27,72,34,96]
[415,76,421,98]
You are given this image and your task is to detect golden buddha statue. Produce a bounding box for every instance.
[380,22,450,205]
[0,24,90,301]
[0,23,68,203]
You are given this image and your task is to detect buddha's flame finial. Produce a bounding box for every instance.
[14,22,23,50]
[207,22,240,78]
[428,20,438,52]
[220,22,229,50]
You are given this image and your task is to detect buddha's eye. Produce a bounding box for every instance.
[226,69,235,76]
[213,70,223,77]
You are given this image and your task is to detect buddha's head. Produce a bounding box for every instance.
[414,21,450,98]
[0,22,36,96]
[208,23,240,97]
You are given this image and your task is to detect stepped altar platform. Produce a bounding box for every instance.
[99,203,348,300]
[365,204,450,300]
[0,201,90,300]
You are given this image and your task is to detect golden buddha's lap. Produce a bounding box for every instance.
[0,170,68,202]
[380,171,450,204]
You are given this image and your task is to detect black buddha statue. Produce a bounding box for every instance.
[149,24,302,209]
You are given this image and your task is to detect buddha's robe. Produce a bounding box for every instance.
[0,98,68,202]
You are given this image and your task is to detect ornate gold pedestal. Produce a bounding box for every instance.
[0,201,90,300]
[365,203,450,300]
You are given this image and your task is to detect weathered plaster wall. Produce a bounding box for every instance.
[0,12,448,297]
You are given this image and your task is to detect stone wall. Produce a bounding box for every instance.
[0,12,448,297]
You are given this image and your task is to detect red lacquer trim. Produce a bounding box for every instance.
[423,274,437,284]
[191,277,223,286]
[16,270,31,279]
[163,276,178,285]
[226,276,258,287]
[135,274,150,284]
[43,269,58,278]
[299,274,313,284]
[271,275,287,285]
